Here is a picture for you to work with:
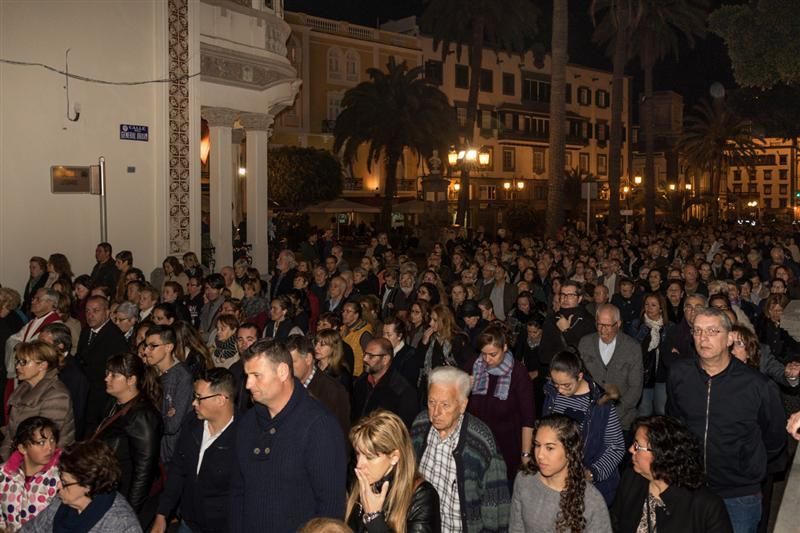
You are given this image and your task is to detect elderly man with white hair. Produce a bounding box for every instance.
[410,366,510,533]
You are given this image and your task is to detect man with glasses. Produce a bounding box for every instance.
[538,280,596,374]
[351,337,418,428]
[183,274,205,328]
[578,303,643,431]
[666,307,785,533]
[152,368,238,533]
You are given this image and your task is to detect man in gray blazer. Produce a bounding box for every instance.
[578,303,643,430]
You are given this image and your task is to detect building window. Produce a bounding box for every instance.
[503,148,515,171]
[565,83,572,104]
[327,48,343,81]
[596,123,609,142]
[764,169,773,181]
[480,69,493,92]
[578,86,591,105]
[522,79,551,102]
[595,89,609,108]
[780,184,789,195]
[479,185,497,200]
[733,170,741,181]
[764,184,773,195]
[579,153,589,172]
[565,152,573,169]
[749,182,758,193]
[580,122,590,139]
[425,60,443,85]
[345,50,359,82]
[534,185,548,200]
[597,154,608,175]
[534,148,546,173]
[733,184,742,194]
[780,169,789,180]
[502,73,515,96]
[456,107,467,128]
[780,154,788,165]
[327,91,344,121]
[480,110,493,130]
[455,65,469,89]
[504,112,514,130]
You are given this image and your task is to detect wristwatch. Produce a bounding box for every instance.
[521,452,532,458]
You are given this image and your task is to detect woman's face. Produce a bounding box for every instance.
[19,427,57,468]
[410,305,423,326]
[163,262,174,275]
[517,297,531,314]
[75,284,90,301]
[769,304,784,324]
[423,272,437,284]
[730,331,748,364]
[644,296,661,320]
[361,257,372,271]
[355,446,398,484]
[630,427,655,481]
[105,370,135,399]
[217,322,234,341]
[429,312,440,333]
[776,267,790,282]
[314,341,332,362]
[58,471,91,511]
[184,255,197,268]
[417,287,431,302]
[297,261,309,273]
[152,309,173,326]
[451,286,466,303]
[534,426,568,479]
[47,262,55,274]
[0,306,10,319]
[479,342,506,368]
[15,354,47,383]
[270,302,286,322]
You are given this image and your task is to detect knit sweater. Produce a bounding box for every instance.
[229,379,347,533]
[411,412,510,533]
[509,472,612,533]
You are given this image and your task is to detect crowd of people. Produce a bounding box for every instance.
[0,221,800,532]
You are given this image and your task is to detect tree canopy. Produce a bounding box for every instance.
[268,146,343,209]
[710,0,800,89]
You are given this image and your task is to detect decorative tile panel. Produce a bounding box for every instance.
[168,0,190,253]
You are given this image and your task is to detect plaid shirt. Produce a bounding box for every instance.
[419,415,463,533]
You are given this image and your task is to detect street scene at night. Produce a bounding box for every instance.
[2,0,800,532]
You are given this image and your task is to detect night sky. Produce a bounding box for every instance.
[285,0,741,112]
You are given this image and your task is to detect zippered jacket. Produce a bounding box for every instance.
[666,356,786,498]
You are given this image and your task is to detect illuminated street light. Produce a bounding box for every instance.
[517,181,525,190]
[447,149,458,166]
[453,183,461,191]
[238,167,246,176]
[465,149,478,162]
[668,183,676,191]
[685,184,692,191]
[478,150,490,166]
[623,185,630,194]
[634,175,642,185]
[503,181,511,190]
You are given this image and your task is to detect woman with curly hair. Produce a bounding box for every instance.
[510,414,611,533]
[610,416,732,533]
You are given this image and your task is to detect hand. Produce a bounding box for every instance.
[785,361,800,379]
[556,315,572,332]
[355,467,388,515]
[787,411,800,441]
[422,327,435,344]
[150,515,167,533]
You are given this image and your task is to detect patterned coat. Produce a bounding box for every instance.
[0,449,61,532]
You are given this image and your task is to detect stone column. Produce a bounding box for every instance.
[239,112,274,276]
[202,107,238,271]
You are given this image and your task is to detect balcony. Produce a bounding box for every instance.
[321,119,336,133]
[498,129,549,142]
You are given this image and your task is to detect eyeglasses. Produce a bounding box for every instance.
[59,476,81,489]
[596,322,619,330]
[192,393,225,402]
[691,327,723,338]
[14,358,39,367]
[632,442,653,453]
[683,304,704,311]
[144,343,167,350]
[363,352,389,359]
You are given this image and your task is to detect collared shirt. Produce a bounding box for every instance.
[599,336,617,366]
[420,415,463,533]
[198,415,235,474]
[393,341,405,355]
[302,366,316,388]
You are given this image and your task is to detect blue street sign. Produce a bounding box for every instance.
[120,124,149,141]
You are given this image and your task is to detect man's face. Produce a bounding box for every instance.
[329,280,345,299]
[593,286,609,304]
[205,284,221,302]
[325,257,337,273]
[95,246,110,263]
[363,342,390,376]
[290,349,314,383]
[692,314,730,361]
[236,327,258,354]
[620,282,634,299]
[683,265,698,283]
[527,324,542,342]
[666,284,683,303]
[493,267,506,283]
[221,268,234,286]
[683,296,705,325]
[342,305,358,326]
[186,279,201,297]
[162,286,177,303]
[771,247,785,264]
[596,309,620,344]
[30,290,54,317]
[144,333,173,369]
[383,323,402,348]
[482,265,494,281]
[771,281,787,294]
[138,292,155,311]
[427,382,467,436]
[192,379,223,421]
[464,315,479,329]
[245,356,287,407]
[277,253,290,272]
[558,285,581,309]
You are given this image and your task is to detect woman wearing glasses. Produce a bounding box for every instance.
[20,440,140,533]
[611,416,732,533]
[0,417,62,531]
[0,341,75,460]
[93,352,162,513]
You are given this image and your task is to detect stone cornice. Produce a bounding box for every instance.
[201,106,239,127]
[239,112,274,132]
[200,42,297,90]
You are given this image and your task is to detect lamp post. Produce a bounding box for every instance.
[448,144,489,231]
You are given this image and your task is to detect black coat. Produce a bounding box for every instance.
[76,321,130,434]
[611,468,732,533]
[270,268,297,300]
[351,368,418,428]
[307,370,350,439]
[90,259,119,289]
[95,396,163,512]
[392,343,423,391]
[157,415,238,533]
[347,480,441,533]
[59,355,89,438]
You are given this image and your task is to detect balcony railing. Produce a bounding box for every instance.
[498,129,549,142]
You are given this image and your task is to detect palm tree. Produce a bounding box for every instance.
[677,98,762,224]
[333,58,457,229]
[545,0,568,238]
[421,0,539,227]
[592,0,635,231]
[629,0,707,230]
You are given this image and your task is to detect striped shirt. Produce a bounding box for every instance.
[549,392,625,481]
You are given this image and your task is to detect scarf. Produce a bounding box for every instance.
[53,492,116,533]
[643,315,663,353]
[214,335,238,361]
[471,351,514,400]
[422,335,455,380]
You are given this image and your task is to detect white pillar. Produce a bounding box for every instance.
[202,107,238,271]
[240,113,274,276]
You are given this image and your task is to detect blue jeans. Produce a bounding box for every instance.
[637,383,667,416]
[724,493,762,533]
[177,521,194,533]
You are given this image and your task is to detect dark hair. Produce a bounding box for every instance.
[12,416,60,449]
[382,316,406,338]
[106,352,163,408]
[731,324,761,368]
[97,242,112,255]
[286,334,313,357]
[477,325,506,351]
[115,250,133,266]
[368,337,393,358]
[237,322,261,337]
[633,416,705,489]
[550,351,584,379]
[153,303,177,322]
[318,312,342,329]
[641,292,669,323]
[342,300,361,318]
[60,440,121,496]
[162,256,184,275]
[708,293,731,309]
[194,367,236,398]
[417,282,441,306]
[48,253,73,279]
[41,322,73,357]
[273,295,295,318]
[204,273,226,290]
[146,324,177,347]
[172,321,213,370]
[244,338,292,369]
[163,281,184,299]
[74,274,94,292]
[216,313,240,331]
[523,414,587,533]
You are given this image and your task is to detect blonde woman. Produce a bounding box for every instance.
[314,328,353,393]
[417,305,472,393]
[346,410,440,533]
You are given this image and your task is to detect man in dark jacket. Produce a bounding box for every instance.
[351,338,418,428]
[152,368,238,533]
[230,339,346,532]
[538,280,596,369]
[90,242,119,289]
[77,295,129,436]
[382,317,422,391]
[666,307,786,533]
